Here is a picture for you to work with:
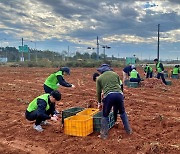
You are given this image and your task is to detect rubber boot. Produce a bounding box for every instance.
[120,112,132,134]
[100,116,109,139]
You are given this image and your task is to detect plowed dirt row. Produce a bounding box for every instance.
[0,66,179,154]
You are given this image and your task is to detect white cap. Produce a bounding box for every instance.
[131,65,136,69]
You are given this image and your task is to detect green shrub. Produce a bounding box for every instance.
[3,59,125,68]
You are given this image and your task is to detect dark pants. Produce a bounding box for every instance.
[146,72,153,78]
[102,92,125,122]
[44,84,54,93]
[130,78,141,83]
[100,92,131,138]
[157,73,167,85]
[25,110,51,125]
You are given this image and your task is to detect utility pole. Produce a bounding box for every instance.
[103,46,105,60]
[157,24,160,60]
[102,45,111,60]
[28,48,31,61]
[21,38,24,61]
[68,45,69,61]
[35,41,37,62]
[97,36,99,60]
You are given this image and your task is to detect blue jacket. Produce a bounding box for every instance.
[123,65,133,76]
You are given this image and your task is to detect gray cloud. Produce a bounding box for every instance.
[168,0,180,4]
[0,0,179,60]
[37,0,98,19]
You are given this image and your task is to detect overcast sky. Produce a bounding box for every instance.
[0,0,179,60]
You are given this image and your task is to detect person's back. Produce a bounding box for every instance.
[130,68,141,83]
[130,69,138,79]
[154,58,167,85]
[172,66,179,75]
[123,65,132,74]
[144,65,153,78]
[144,65,153,73]
[96,64,132,139]
[45,72,60,90]
[97,71,122,98]
[156,61,164,73]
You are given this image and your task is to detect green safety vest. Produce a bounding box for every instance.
[173,67,179,75]
[120,80,122,85]
[156,62,162,73]
[130,69,138,78]
[44,71,63,90]
[144,66,153,73]
[27,94,50,112]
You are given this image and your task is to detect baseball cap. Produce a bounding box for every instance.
[60,67,70,75]
[131,65,136,69]
[97,64,112,74]
[50,90,61,101]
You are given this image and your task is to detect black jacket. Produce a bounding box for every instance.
[57,75,72,87]
[36,97,56,120]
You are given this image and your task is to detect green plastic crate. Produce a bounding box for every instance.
[124,79,130,86]
[164,73,168,78]
[127,82,139,88]
[93,111,115,132]
[62,107,84,124]
[166,80,172,86]
[171,74,179,79]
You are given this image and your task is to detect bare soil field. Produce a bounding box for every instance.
[0,66,179,154]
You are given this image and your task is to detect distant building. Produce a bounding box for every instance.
[0,57,7,63]
[126,57,136,65]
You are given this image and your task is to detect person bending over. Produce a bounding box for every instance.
[96,64,132,139]
[44,67,75,93]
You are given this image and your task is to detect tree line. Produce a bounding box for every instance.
[0,46,124,62]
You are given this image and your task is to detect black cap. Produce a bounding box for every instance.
[60,67,70,75]
[93,72,100,81]
[97,64,112,74]
[154,58,158,62]
[50,90,61,101]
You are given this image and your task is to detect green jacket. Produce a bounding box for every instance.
[27,94,50,112]
[44,71,63,90]
[96,71,122,103]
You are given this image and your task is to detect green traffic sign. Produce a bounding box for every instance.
[19,45,29,52]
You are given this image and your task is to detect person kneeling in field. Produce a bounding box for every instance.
[171,65,179,76]
[130,65,141,84]
[95,64,132,139]
[25,90,61,132]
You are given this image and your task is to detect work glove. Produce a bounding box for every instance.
[51,115,58,121]
[98,103,102,110]
[71,84,75,88]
